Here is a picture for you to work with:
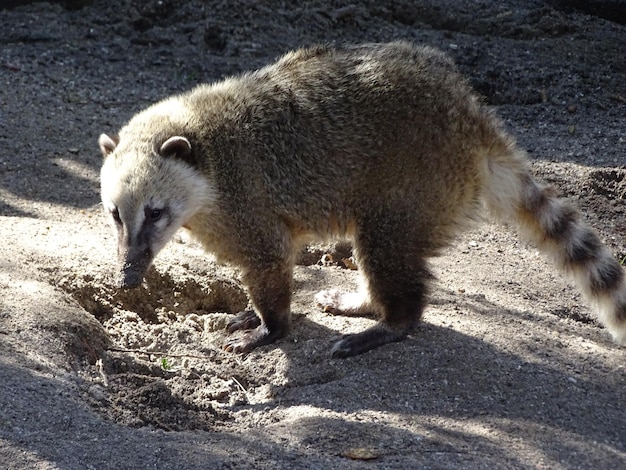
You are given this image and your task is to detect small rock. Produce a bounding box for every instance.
[342,447,379,461]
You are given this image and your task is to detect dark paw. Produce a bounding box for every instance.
[330,324,408,358]
[330,334,376,358]
[226,310,261,333]
[223,325,285,353]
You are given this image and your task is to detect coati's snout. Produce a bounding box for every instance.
[118,246,154,289]
[116,231,155,288]
[107,203,159,289]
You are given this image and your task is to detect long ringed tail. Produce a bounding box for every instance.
[482,139,626,345]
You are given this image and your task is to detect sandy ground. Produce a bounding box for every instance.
[0,1,625,468]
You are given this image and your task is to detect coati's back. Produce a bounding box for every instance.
[180,42,498,246]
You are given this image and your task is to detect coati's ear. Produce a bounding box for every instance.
[98,134,119,157]
[159,136,192,160]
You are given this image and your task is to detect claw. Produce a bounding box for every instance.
[226,310,261,333]
[223,324,286,353]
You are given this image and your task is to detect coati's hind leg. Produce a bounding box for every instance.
[329,225,432,358]
[330,290,428,358]
[223,264,292,353]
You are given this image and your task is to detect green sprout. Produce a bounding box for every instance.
[160,357,172,371]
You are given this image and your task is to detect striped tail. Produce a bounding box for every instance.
[483,144,626,345]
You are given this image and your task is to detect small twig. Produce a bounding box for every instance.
[2,62,21,71]
[609,94,626,104]
[96,358,109,387]
[106,346,215,360]
[231,376,248,394]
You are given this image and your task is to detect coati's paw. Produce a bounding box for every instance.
[223,325,285,353]
[315,289,369,316]
[226,310,261,333]
[330,323,408,358]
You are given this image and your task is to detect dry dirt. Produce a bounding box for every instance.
[1,1,625,469]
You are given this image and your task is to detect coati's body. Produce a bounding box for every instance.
[100,42,626,357]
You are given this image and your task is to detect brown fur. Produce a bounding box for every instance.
[99,42,626,357]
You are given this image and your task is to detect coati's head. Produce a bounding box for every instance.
[99,128,214,289]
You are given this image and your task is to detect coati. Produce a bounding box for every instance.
[99,41,626,358]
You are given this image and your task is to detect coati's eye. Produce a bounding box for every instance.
[146,207,163,222]
[111,208,122,225]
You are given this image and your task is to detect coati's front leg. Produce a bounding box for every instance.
[223,264,292,353]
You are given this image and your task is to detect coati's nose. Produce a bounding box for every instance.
[118,269,143,289]
[117,246,153,289]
